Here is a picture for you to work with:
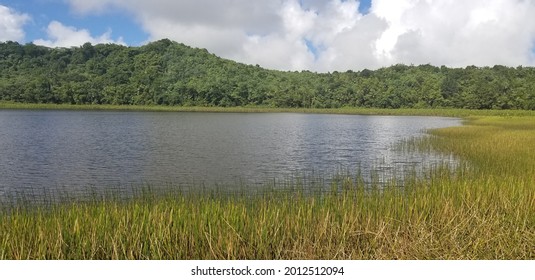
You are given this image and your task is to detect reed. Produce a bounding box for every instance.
[0,114,534,260]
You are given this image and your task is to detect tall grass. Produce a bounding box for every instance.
[0,114,534,259]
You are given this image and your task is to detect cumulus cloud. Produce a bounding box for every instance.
[63,0,535,71]
[34,21,125,47]
[0,5,30,42]
[372,0,535,67]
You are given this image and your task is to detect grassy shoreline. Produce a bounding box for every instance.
[1,101,535,117]
[0,105,534,259]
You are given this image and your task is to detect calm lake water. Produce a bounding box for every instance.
[0,110,460,200]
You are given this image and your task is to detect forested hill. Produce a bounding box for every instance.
[1,39,534,109]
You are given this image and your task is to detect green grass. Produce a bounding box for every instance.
[0,108,534,259]
[2,101,535,117]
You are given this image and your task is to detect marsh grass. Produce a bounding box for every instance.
[0,112,534,259]
[2,101,535,117]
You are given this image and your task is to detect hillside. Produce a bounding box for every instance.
[1,39,534,109]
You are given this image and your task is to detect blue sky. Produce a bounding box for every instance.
[1,0,534,71]
[1,0,147,45]
[1,0,371,47]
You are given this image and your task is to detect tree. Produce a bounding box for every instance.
[0,40,534,110]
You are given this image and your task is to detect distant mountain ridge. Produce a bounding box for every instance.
[1,39,534,109]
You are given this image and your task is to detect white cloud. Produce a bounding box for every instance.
[239,0,317,70]
[0,5,30,42]
[63,0,535,71]
[34,21,125,47]
[63,0,117,14]
[372,0,535,67]
[315,13,388,71]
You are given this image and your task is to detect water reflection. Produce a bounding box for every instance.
[0,110,461,200]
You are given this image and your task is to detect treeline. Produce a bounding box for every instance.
[1,39,535,109]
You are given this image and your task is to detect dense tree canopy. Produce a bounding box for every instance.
[1,39,534,109]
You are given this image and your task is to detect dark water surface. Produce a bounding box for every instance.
[0,110,460,199]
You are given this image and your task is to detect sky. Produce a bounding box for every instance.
[1,0,535,72]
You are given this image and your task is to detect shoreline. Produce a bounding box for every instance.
[0,105,533,259]
[1,102,534,117]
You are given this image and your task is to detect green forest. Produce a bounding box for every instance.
[1,39,535,109]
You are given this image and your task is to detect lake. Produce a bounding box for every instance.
[0,110,460,201]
